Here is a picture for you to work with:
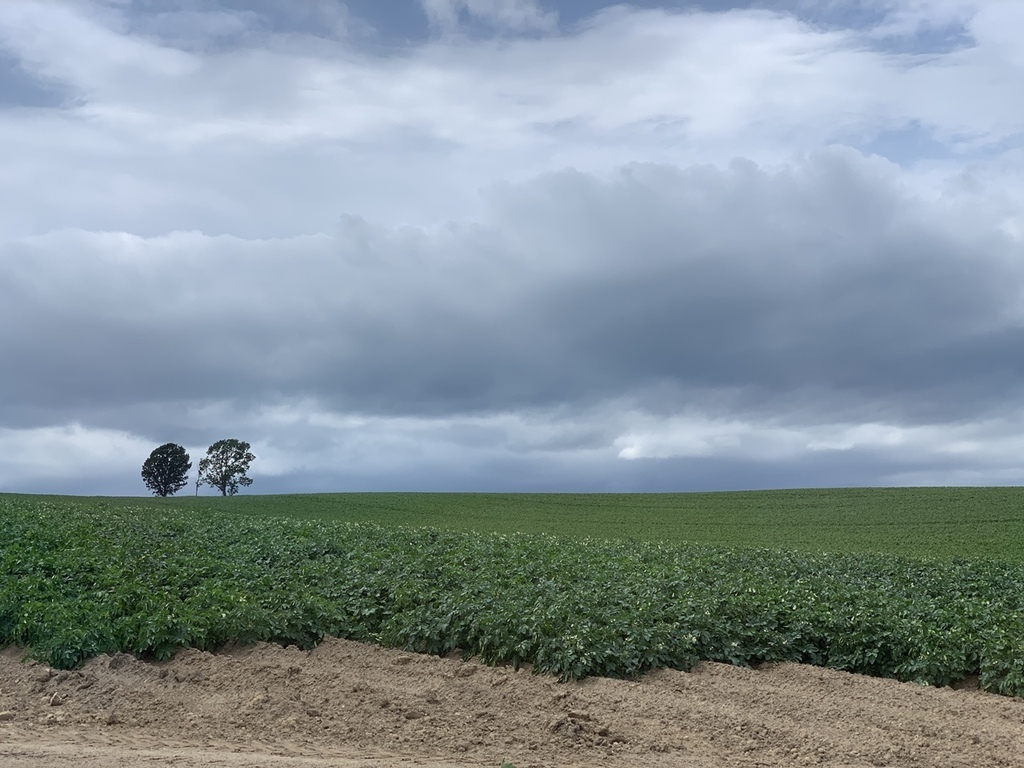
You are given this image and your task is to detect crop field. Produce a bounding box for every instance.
[25,485,1024,561]
[2,491,1023,697]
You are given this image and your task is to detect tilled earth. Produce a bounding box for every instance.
[0,638,1022,767]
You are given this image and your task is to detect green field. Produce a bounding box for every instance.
[2,489,1023,695]
[16,486,1022,561]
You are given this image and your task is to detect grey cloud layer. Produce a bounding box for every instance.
[3,1,1024,493]
[3,150,1021,431]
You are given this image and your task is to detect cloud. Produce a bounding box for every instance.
[0,424,151,491]
[2,1,1024,493]
[2,0,1024,242]
[3,149,1022,428]
[418,0,557,34]
[3,1,1020,157]
[862,0,979,39]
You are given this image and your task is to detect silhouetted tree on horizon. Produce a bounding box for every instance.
[141,443,192,497]
[198,439,255,496]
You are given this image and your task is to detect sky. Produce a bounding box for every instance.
[2,0,1024,495]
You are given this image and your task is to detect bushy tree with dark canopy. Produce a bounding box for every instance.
[198,439,255,496]
[141,443,192,497]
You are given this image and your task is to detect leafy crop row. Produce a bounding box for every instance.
[123,486,1024,562]
[1,497,1022,696]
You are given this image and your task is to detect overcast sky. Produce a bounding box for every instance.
[2,0,1024,495]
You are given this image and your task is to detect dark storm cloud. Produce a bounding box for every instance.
[320,152,1024,424]
[2,149,1021,432]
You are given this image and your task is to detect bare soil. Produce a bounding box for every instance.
[0,637,1022,767]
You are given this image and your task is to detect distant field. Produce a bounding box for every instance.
[20,486,1022,562]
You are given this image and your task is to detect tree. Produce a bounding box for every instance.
[141,443,192,497]
[198,439,255,496]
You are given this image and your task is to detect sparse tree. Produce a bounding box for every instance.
[141,443,192,497]
[198,439,255,496]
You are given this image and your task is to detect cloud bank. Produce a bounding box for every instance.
[1,0,1023,493]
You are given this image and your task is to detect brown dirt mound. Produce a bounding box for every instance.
[0,637,1022,767]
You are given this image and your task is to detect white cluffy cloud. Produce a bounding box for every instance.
[0,425,151,489]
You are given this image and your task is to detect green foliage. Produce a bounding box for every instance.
[197,439,255,496]
[140,443,191,497]
[116,487,1024,563]
[2,496,1023,698]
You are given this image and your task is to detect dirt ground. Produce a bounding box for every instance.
[0,638,1022,768]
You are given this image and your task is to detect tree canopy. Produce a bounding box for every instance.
[198,439,255,496]
[141,443,192,497]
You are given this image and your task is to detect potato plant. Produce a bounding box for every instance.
[1,497,1022,697]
